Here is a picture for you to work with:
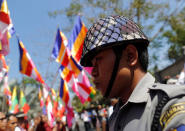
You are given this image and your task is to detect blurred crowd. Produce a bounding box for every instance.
[0,98,118,131]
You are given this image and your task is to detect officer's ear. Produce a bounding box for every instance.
[124,44,138,67]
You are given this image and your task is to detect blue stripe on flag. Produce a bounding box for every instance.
[71,56,83,71]
[177,125,185,131]
[0,0,3,9]
[59,78,64,98]
[51,28,62,59]
[67,16,83,50]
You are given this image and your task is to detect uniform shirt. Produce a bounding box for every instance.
[109,73,185,131]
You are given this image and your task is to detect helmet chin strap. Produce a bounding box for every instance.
[104,47,123,98]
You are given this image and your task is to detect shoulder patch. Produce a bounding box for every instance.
[170,125,185,131]
[160,103,185,129]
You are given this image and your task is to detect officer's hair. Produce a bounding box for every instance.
[133,43,148,72]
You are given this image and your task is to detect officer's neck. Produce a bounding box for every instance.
[121,69,146,104]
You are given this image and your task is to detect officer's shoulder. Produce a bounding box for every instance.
[150,83,185,130]
[149,83,185,98]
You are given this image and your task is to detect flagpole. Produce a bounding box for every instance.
[45,26,59,83]
[50,66,60,89]
[44,57,52,82]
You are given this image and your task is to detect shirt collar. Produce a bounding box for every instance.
[128,72,155,103]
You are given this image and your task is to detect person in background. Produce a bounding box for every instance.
[16,112,27,131]
[108,98,118,118]
[53,117,66,131]
[7,114,18,131]
[81,110,91,131]
[0,112,7,131]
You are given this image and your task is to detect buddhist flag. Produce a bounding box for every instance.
[3,72,11,106]
[0,54,8,82]
[38,87,44,108]
[9,86,19,114]
[20,90,30,114]
[51,28,69,65]
[72,70,96,103]
[68,16,87,62]
[59,78,70,106]
[0,0,10,37]
[59,65,73,83]
[46,95,54,127]
[59,55,95,104]
[51,88,58,118]
[59,78,74,128]
[0,0,11,56]
[18,38,44,84]
[58,56,82,84]
[57,98,65,118]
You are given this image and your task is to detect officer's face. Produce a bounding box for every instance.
[91,49,116,96]
[91,45,137,100]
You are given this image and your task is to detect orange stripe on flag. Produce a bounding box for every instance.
[20,53,29,74]
[71,24,87,60]
[57,43,66,63]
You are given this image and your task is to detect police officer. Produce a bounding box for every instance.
[80,16,185,131]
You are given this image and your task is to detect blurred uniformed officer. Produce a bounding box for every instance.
[80,16,185,131]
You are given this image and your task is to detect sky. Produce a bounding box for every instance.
[5,0,185,87]
[7,0,73,87]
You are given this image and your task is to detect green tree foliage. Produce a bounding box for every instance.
[49,0,185,69]
[163,7,185,61]
[72,89,103,112]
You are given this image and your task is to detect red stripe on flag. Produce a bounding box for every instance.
[61,52,69,67]
[75,41,84,61]
[0,12,10,24]
[65,71,73,82]
[78,83,91,94]
[25,61,33,76]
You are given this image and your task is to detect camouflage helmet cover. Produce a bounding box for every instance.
[80,16,149,66]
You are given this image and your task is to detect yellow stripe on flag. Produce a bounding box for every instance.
[71,24,87,57]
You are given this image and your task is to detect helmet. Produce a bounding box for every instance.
[80,15,149,67]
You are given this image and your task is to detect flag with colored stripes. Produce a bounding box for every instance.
[18,38,44,84]
[9,86,19,114]
[3,72,11,106]
[51,28,69,65]
[59,78,70,106]
[0,0,14,56]
[59,78,74,128]
[0,54,8,82]
[38,87,44,108]
[20,90,30,114]
[59,55,95,104]
[57,98,65,118]
[59,65,73,83]
[59,55,82,84]
[68,16,87,62]
[0,0,10,36]
[0,30,9,55]
[46,95,54,127]
[72,70,96,103]
[51,88,58,118]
